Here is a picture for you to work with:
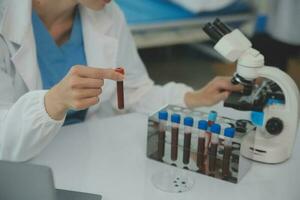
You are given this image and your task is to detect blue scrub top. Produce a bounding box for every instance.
[32,8,88,125]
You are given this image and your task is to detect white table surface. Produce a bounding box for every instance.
[32,110,300,200]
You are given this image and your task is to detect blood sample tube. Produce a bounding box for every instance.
[171,113,181,164]
[206,111,217,148]
[208,110,217,127]
[208,123,221,176]
[222,127,236,179]
[183,117,194,168]
[115,67,125,109]
[158,111,168,161]
[197,120,208,173]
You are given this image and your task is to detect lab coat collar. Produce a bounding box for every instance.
[0,0,116,46]
[0,0,118,90]
[2,0,41,91]
[79,5,118,68]
[0,0,32,45]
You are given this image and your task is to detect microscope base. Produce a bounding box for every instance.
[241,131,290,164]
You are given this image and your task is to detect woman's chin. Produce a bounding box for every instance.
[88,2,110,11]
[91,0,111,11]
[89,5,103,11]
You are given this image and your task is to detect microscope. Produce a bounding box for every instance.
[203,19,300,164]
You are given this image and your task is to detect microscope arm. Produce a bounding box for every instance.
[257,66,300,116]
[256,66,300,156]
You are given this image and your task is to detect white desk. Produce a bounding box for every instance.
[32,112,300,200]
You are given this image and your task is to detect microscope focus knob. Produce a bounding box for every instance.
[265,118,284,135]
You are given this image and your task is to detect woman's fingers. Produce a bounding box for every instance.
[214,77,244,92]
[72,89,102,99]
[227,84,244,92]
[98,68,124,81]
[57,66,125,111]
[70,66,124,81]
[216,91,230,101]
[72,97,100,110]
[70,77,104,89]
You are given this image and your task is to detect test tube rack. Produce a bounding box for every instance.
[146,105,256,184]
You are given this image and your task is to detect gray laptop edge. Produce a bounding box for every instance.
[0,160,102,200]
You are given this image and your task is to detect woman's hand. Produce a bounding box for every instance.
[184,76,243,108]
[45,65,124,120]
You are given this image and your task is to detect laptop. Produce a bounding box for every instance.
[0,161,102,200]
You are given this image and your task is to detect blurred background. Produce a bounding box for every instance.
[115,0,300,90]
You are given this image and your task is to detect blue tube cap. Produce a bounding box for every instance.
[210,123,221,134]
[184,117,194,127]
[171,113,181,124]
[198,120,208,130]
[208,111,218,121]
[224,127,235,138]
[158,111,168,120]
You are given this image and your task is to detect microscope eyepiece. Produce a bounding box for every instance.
[203,19,232,43]
[203,23,224,43]
[213,18,232,35]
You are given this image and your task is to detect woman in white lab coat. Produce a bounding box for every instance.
[0,0,241,161]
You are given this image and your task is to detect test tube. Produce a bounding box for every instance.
[183,117,194,168]
[171,113,181,165]
[206,111,217,148]
[197,120,208,173]
[115,67,125,109]
[208,110,217,127]
[222,127,236,179]
[158,111,168,161]
[208,123,221,177]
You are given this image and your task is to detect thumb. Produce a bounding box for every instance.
[230,84,244,92]
[221,81,243,92]
[217,91,230,101]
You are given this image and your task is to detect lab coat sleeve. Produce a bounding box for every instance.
[110,4,194,115]
[0,91,65,162]
[0,39,64,161]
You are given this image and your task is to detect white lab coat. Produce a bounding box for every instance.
[0,0,193,161]
[266,0,300,45]
[170,0,235,13]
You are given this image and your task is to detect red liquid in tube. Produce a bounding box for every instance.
[115,67,125,109]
